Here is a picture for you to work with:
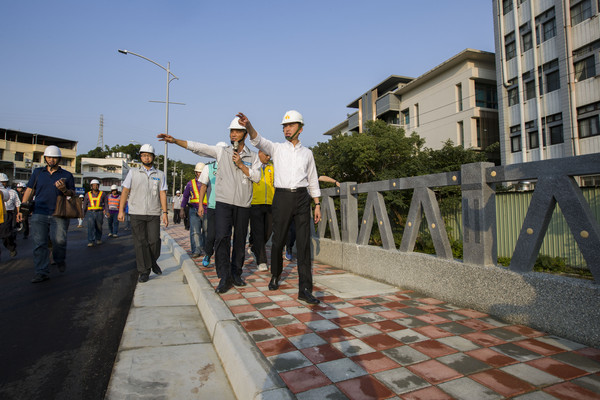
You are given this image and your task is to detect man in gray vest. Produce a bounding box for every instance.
[158,117,260,294]
[118,144,168,283]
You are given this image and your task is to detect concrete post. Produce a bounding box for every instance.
[340,182,358,243]
[461,162,497,266]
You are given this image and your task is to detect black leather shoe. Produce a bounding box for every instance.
[138,273,149,283]
[268,275,280,291]
[151,264,162,275]
[298,289,320,304]
[215,279,232,294]
[232,275,246,286]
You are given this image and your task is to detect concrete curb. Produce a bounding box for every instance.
[160,230,293,400]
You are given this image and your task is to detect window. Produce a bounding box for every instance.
[476,118,482,147]
[401,109,410,126]
[536,7,556,44]
[14,152,24,162]
[521,23,533,52]
[508,86,520,106]
[456,83,463,111]
[539,59,560,94]
[475,83,498,109]
[503,0,514,14]
[458,121,464,147]
[414,104,420,127]
[523,71,537,100]
[574,56,596,81]
[571,0,592,26]
[579,115,600,138]
[510,125,522,152]
[505,32,516,60]
[550,125,563,144]
[529,130,539,148]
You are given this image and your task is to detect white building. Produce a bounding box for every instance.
[492,0,600,184]
[325,49,499,159]
[81,153,140,192]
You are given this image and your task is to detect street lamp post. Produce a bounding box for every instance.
[118,49,179,183]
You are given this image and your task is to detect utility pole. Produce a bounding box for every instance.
[97,114,104,149]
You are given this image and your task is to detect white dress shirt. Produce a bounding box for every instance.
[250,133,321,199]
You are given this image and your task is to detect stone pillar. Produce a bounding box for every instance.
[461,162,497,266]
[340,182,358,244]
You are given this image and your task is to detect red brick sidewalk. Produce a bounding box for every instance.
[164,223,600,399]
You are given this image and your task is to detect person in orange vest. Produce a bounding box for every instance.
[106,185,121,238]
[180,162,206,258]
[83,179,108,247]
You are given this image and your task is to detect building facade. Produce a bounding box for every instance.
[325,49,499,158]
[492,0,600,184]
[81,153,140,192]
[0,128,80,187]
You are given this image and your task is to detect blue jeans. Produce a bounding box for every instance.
[86,210,103,242]
[31,213,70,275]
[107,212,119,235]
[189,207,204,255]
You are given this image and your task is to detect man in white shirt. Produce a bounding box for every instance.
[237,111,322,304]
[0,174,20,257]
[172,190,183,224]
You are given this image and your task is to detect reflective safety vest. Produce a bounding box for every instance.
[88,191,103,210]
[107,195,120,210]
[188,179,200,204]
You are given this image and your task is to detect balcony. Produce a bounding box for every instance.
[347,112,359,131]
[375,92,401,117]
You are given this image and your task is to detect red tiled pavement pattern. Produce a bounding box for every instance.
[164,224,600,399]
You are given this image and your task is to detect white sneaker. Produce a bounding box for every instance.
[258,263,268,271]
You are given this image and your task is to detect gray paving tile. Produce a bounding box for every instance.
[535,335,587,351]
[437,336,481,352]
[288,333,328,349]
[512,391,559,400]
[352,312,387,323]
[328,302,355,310]
[437,353,492,375]
[235,311,264,321]
[343,324,382,338]
[296,385,348,400]
[225,298,251,306]
[479,316,508,327]
[253,302,277,310]
[399,307,428,316]
[500,363,562,386]
[393,317,429,328]
[241,291,268,298]
[388,328,430,344]
[572,374,600,394]
[248,327,284,342]
[316,358,367,383]
[267,350,313,373]
[374,367,430,395]
[268,315,299,327]
[267,294,294,302]
[484,327,527,341]
[382,345,430,366]
[491,343,544,362]
[284,306,311,315]
[438,321,476,335]
[551,351,600,372]
[304,319,339,332]
[317,309,348,319]
[331,339,376,357]
[438,377,502,400]
[360,304,391,313]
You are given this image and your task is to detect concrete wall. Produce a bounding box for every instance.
[312,237,600,348]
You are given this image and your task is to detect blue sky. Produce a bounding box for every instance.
[0,0,495,165]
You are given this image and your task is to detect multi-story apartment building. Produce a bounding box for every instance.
[81,153,140,192]
[325,49,499,159]
[0,128,80,187]
[492,0,600,184]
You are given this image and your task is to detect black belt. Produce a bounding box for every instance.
[276,187,307,193]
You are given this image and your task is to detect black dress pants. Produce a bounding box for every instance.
[250,204,272,265]
[270,188,313,292]
[204,207,217,258]
[214,202,250,281]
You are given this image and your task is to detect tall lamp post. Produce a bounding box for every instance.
[118,49,179,183]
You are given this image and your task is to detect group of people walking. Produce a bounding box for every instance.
[158,110,323,304]
[14,109,325,306]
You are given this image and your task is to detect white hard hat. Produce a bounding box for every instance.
[281,110,304,125]
[0,173,8,182]
[194,162,205,172]
[139,144,155,155]
[43,145,62,157]
[17,182,26,188]
[91,179,100,185]
[228,116,246,131]
[79,194,84,198]
[216,142,228,147]
[110,184,118,191]
[176,190,181,194]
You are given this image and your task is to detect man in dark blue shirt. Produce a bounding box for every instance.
[17,145,75,283]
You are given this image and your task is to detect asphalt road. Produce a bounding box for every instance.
[0,220,138,400]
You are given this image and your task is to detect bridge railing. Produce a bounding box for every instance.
[316,153,600,283]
